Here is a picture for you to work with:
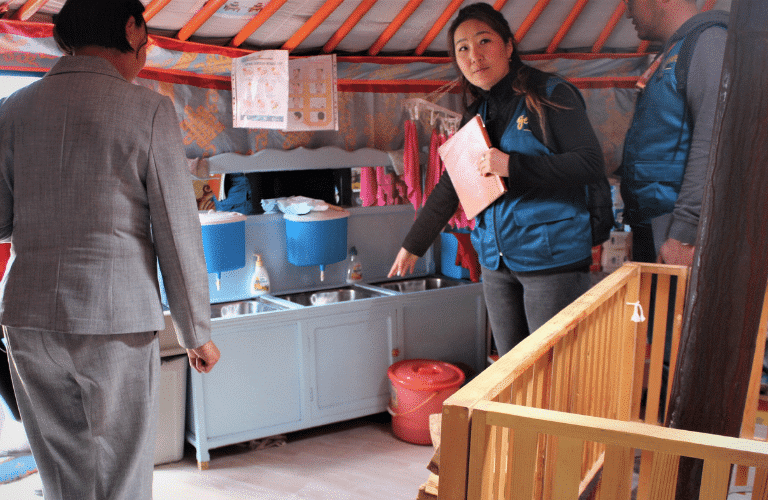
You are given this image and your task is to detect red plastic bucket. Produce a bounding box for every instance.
[387,359,465,445]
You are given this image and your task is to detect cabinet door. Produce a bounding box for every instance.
[401,289,486,374]
[202,320,303,439]
[307,308,395,420]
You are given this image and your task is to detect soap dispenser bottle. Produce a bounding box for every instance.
[346,246,363,283]
[249,253,271,296]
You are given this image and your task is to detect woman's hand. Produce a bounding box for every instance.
[187,340,221,374]
[478,148,509,178]
[388,247,419,278]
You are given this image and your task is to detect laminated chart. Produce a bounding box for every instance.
[232,51,338,131]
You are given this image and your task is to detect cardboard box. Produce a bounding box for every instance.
[601,231,632,273]
[154,355,187,465]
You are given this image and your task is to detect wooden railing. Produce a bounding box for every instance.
[439,262,768,499]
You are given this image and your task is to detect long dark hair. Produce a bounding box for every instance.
[447,3,564,138]
[53,0,146,55]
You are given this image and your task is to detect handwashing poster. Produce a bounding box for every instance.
[232,50,338,131]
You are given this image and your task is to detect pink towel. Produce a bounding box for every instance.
[403,120,421,215]
[423,129,444,205]
[360,167,378,207]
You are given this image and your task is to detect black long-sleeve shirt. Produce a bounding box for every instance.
[402,66,605,264]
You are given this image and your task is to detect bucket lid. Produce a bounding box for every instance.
[284,208,350,222]
[198,210,246,226]
[388,359,465,391]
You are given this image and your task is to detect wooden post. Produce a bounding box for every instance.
[665,1,768,498]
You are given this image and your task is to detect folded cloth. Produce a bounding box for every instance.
[261,196,331,215]
[0,455,37,484]
[452,232,481,282]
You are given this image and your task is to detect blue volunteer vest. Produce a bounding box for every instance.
[470,79,592,272]
[619,41,690,225]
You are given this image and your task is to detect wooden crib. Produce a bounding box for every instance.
[439,262,768,499]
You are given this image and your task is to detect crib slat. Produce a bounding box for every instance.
[647,452,679,500]
[553,436,583,498]
[597,444,634,500]
[510,428,539,500]
[753,467,768,500]
[467,408,492,499]
[698,459,730,500]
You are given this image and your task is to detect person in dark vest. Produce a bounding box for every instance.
[618,0,728,265]
[388,3,608,357]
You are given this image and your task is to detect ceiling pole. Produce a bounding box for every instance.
[229,0,288,48]
[413,0,464,56]
[176,0,228,42]
[322,0,379,53]
[663,2,768,498]
[513,0,551,45]
[545,0,591,54]
[9,0,49,21]
[367,0,426,56]
[143,0,173,23]
[591,2,627,53]
[281,0,345,52]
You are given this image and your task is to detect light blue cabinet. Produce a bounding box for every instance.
[185,281,485,469]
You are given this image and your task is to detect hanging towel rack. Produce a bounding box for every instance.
[404,97,462,135]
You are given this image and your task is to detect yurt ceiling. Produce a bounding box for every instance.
[0,0,732,58]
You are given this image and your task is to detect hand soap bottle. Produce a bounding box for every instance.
[346,246,363,283]
[249,253,271,296]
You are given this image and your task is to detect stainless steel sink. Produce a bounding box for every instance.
[277,286,384,307]
[211,298,284,319]
[375,276,464,293]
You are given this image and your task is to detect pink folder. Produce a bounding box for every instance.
[438,115,507,220]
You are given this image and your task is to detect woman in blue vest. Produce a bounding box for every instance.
[388,3,607,356]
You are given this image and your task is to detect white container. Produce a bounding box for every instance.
[249,253,271,296]
[154,355,188,465]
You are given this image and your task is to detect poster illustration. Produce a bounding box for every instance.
[232,50,337,131]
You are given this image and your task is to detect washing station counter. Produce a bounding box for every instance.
[185,274,487,468]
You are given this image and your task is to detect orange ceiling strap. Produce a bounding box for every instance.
[514,0,551,45]
[143,0,173,23]
[546,0,590,54]
[492,0,511,9]
[322,0,379,53]
[281,0,345,52]
[413,0,463,56]
[176,0,228,42]
[637,40,651,53]
[9,0,49,21]
[703,0,718,10]
[229,0,288,47]
[368,0,425,56]
[591,2,626,53]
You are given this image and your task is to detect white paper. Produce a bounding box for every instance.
[232,51,338,131]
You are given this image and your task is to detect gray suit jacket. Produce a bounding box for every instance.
[0,56,211,349]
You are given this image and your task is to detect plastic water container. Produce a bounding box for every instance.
[284,209,349,268]
[198,211,246,275]
[387,359,465,445]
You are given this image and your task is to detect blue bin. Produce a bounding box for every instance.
[440,231,471,280]
[198,211,246,274]
[284,209,349,268]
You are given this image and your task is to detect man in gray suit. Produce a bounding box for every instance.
[0,0,220,498]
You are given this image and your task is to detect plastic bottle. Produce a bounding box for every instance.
[346,246,363,283]
[249,253,271,296]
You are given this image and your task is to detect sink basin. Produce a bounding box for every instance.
[211,298,284,319]
[375,276,463,293]
[277,286,384,307]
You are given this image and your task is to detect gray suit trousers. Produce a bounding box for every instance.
[4,327,159,500]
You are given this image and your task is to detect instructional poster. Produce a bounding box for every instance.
[231,50,289,128]
[232,51,338,131]
[285,54,338,132]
